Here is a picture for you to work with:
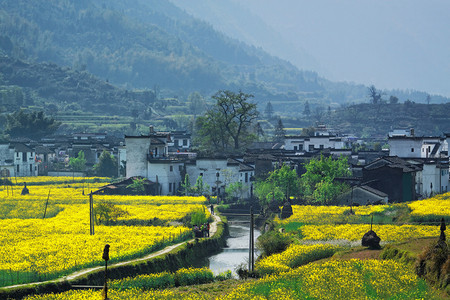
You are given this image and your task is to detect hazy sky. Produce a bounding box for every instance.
[173,0,450,97]
[240,0,450,96]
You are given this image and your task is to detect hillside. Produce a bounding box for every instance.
[1,0,450,139]
[328,102,450,137]
[0,0,323,101]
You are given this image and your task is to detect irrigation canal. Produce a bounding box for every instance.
[206,211,261,276]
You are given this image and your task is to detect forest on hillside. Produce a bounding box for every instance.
[1,0,449,139]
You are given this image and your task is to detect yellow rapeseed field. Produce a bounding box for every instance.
[0,205,192,274]
[224,259,437,299]
[299,223,438,242]
[408,192,450,218]
[0,178,208,278]
[255,243,340,275]
[279,204,388,224]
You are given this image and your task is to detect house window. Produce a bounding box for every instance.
[308,145,314,151]
[169,183,173,193]
[299,144,303,151]
[411,148,414,152]
[30,164,32,172]
[170,165,173,172]
[200,172,203,177]
[245,172,248,183]
[294,146,298,151]
[183,139,187,146]
[319,145,324,149]
[22,152,27,162]
[17,165,19,173]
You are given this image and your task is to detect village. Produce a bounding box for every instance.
[1,125,449,205]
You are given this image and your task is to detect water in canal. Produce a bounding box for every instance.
[207,216,261,276]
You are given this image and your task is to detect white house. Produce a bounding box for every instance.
[125,134,183,195]
[388,136,446,159]
[284,135,347,153]
[185,157,254,199]
[421,160,449,197]
[168,131,191,152]
[0,143,37,177]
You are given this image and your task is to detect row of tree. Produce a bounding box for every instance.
[255,155,351,210]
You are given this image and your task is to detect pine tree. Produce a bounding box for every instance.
[264,101,274,119]
[303,101,311,117]
[274,118,286,143]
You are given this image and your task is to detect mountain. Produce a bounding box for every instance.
[0,0,324,102]
[0,0,449,126]
[200,0,450,98]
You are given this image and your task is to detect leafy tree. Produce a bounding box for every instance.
[93,150,118,177]
[180,173,193,196]
[255,164,301,210]
[300,155,351,204]
[274,117,286,143]
[194,175,210,196]
[301,126,315,137]
[4,110,60,139]
[194,90,258,154]
[264,101,274,119]
[389,95,399,104]
[254,180,285,210]
[94,200,129,225]
[225,182,246,202]
[126,177,146,195]
[194,111,231,154]
[69,150,86,172]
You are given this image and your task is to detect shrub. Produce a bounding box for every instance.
[256,231,292,258]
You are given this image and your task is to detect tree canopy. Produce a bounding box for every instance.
[194,90,258,154]
[274,117,286,143]
[255,164,301,210]
[93,150,118,177]
[4,110,60,139]
[300,155,351,204]
[69,150,86,172]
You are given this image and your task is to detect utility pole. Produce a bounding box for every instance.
[90,191,95,235]
[102,244,110,300]
[43,189,51,219]
[248,206,254,272]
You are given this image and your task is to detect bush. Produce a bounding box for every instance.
[189,208,208,226]
[256,231,292,258]
[94,200,129,225]
[174,267,214,286]
[110,272,175,290]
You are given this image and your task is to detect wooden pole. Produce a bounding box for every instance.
[43,189,51,219]
[249,206,254,272]
[90,192,95,235]
[251,208,254,272]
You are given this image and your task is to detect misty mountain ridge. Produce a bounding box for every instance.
[0,0,448,116]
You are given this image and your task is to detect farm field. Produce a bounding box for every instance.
[2,181,449,298]
[0,177,208,286]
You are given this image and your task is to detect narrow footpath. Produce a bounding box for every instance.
[1,207,222,290]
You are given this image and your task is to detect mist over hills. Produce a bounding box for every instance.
[0,0,323,101]
[173,0,450,98]
[0,0,449,129]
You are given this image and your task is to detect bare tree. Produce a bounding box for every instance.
[368,85,382,104]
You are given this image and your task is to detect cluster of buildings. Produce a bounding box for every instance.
[1,125,449,205]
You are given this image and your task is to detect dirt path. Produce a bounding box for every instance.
[1,206,222,290]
